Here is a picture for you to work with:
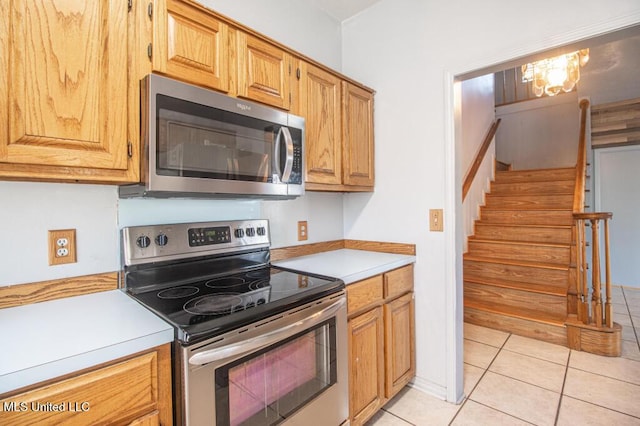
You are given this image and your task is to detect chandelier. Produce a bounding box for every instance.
[521,49,590,97]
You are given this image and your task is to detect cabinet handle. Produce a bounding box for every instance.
[296,68,301,80]
[147,2,153,18]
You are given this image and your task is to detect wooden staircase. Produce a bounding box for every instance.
[464,167,577,346]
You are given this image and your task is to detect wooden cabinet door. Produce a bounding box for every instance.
[300,62,342,185]
[0,0,129,175]
[342,82,374,187]
[384,292,416,397]
[237,32,291,110]
[0,348,170,426]
[348,307,385,426]
[152,0,229,92]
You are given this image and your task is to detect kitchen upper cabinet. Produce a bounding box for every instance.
[347,264,415,425]
[150,0,229,93]
[299,62,342,185]
[0,0,137,183]
[302,76,375,192]
[236,32,292,110]
[342,82,375,188]
[0,344,172,425]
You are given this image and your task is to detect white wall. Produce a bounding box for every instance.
[461,75,496,249]
[594,145,640,287]
[579,34,640,105]
[0,182,119,286]
[495,92,580,169]
[0,0,345,287]
[341,0,640,402]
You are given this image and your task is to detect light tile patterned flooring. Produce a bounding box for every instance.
[367,285,640,425]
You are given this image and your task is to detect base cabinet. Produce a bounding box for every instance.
[0,344,172,426]
[347,264,415,425]
[348,306,385,425]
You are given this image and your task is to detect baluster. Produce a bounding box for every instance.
[580,220,589,323]
[604,218,613,328]
[575,222,583,322]
[591,219,603,327]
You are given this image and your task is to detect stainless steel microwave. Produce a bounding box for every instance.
[119,74,304,199]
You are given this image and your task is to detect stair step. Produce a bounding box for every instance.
[472,223,572,244]
[491,180,575,195]
[464,255,569,287]
[464,305,567,346]
[464,280,567,316]
[467,239,570,265]
[495,167,576,183]
[480,208,573,225]
[485,193,574,209]
[464,276,566,296]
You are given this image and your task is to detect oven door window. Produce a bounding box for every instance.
[156,94,278,182]
[215,318,337,426]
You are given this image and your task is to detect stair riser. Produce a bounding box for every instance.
[485,194,573,209]
[495,168,576,183]
[473,225,572,244]
[491,181,575,195]
[464,282,567,316]
[464,260,568,287]
[467,241,570,265]
[480,209,573,225]
[464,307,567,346]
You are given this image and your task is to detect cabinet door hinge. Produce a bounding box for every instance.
[127,141,133,158]
[147,2,153,18]
[127,0,133,12]
[147,43,153,59]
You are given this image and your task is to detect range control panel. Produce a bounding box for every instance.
[122,219,270,266]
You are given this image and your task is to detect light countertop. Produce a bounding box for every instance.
[0,290,173,394]
[272,248,415,284]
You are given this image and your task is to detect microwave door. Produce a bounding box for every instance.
[274,127,294,183]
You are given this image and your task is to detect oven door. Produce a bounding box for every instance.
[180,293,348,426]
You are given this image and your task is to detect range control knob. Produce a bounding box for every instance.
[136,235,151,249]
[234,228,245,238]
[256,226,266,236]
[155,233,169,246]
[245,227,256,237]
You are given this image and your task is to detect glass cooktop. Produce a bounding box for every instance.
[127,266,344,344]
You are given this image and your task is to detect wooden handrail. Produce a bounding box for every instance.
[573,99,590,213]
[462,119,501,201]
[572,99,615,330]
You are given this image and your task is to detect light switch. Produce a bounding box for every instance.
[429,209,444,232]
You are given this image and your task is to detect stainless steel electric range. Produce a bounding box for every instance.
[121,219,349,426]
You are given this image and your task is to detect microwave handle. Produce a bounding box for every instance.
[188,297,345,367]
[274,127,294,183]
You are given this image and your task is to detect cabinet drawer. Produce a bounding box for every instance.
[0,351,161,425]
[347,275,383,315]
[384,264,414,299]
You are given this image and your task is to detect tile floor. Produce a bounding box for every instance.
[366,285,640,426]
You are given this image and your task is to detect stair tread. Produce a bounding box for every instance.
[464,254,569,271]
[464,276,567,296]
[475,223,572,229]
[465,300,567,326]
[468,238,571,249]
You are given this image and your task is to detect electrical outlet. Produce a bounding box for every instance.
[48,229,77,265]
[429,209,444,232]
[297,221,308,241]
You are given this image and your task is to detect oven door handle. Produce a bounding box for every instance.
[188,297,345,366]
